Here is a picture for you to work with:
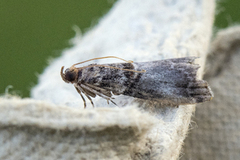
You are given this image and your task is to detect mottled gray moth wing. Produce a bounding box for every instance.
[161,57,197,64]
[126,57,213,106]
[80,57,213,106]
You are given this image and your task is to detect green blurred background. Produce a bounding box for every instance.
[0,0,239,97]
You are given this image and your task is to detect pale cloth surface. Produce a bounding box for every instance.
[0,97,156,160]
[0,0,215,159]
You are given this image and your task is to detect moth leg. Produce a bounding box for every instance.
[81,84,117,106]
[107,100,117,106]
[81,91,95,108]
[80,92,87,109]
[75,86,87,108]
[110,100,117,106]
[85,94,94,108]
[81,84,112,100]
[77,86,95,108]
[83,84,112,98]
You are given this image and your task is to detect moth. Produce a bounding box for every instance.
[61,56,213,108]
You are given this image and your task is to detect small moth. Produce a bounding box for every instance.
[61,56,213,108]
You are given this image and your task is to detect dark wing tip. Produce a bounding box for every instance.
[188,80,214,103]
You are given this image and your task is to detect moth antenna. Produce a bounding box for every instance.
[72,56,133,67]
[78,64,146,73]
[60,66,67,82]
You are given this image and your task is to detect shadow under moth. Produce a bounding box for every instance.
[61,56,213,108]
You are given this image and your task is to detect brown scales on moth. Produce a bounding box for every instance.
[61,56,213,108]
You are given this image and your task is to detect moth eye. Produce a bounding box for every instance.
[65,70,77,82]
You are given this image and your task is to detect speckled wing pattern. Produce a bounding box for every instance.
[77,57,213,106]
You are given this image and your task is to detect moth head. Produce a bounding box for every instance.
[61,66,78,83]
